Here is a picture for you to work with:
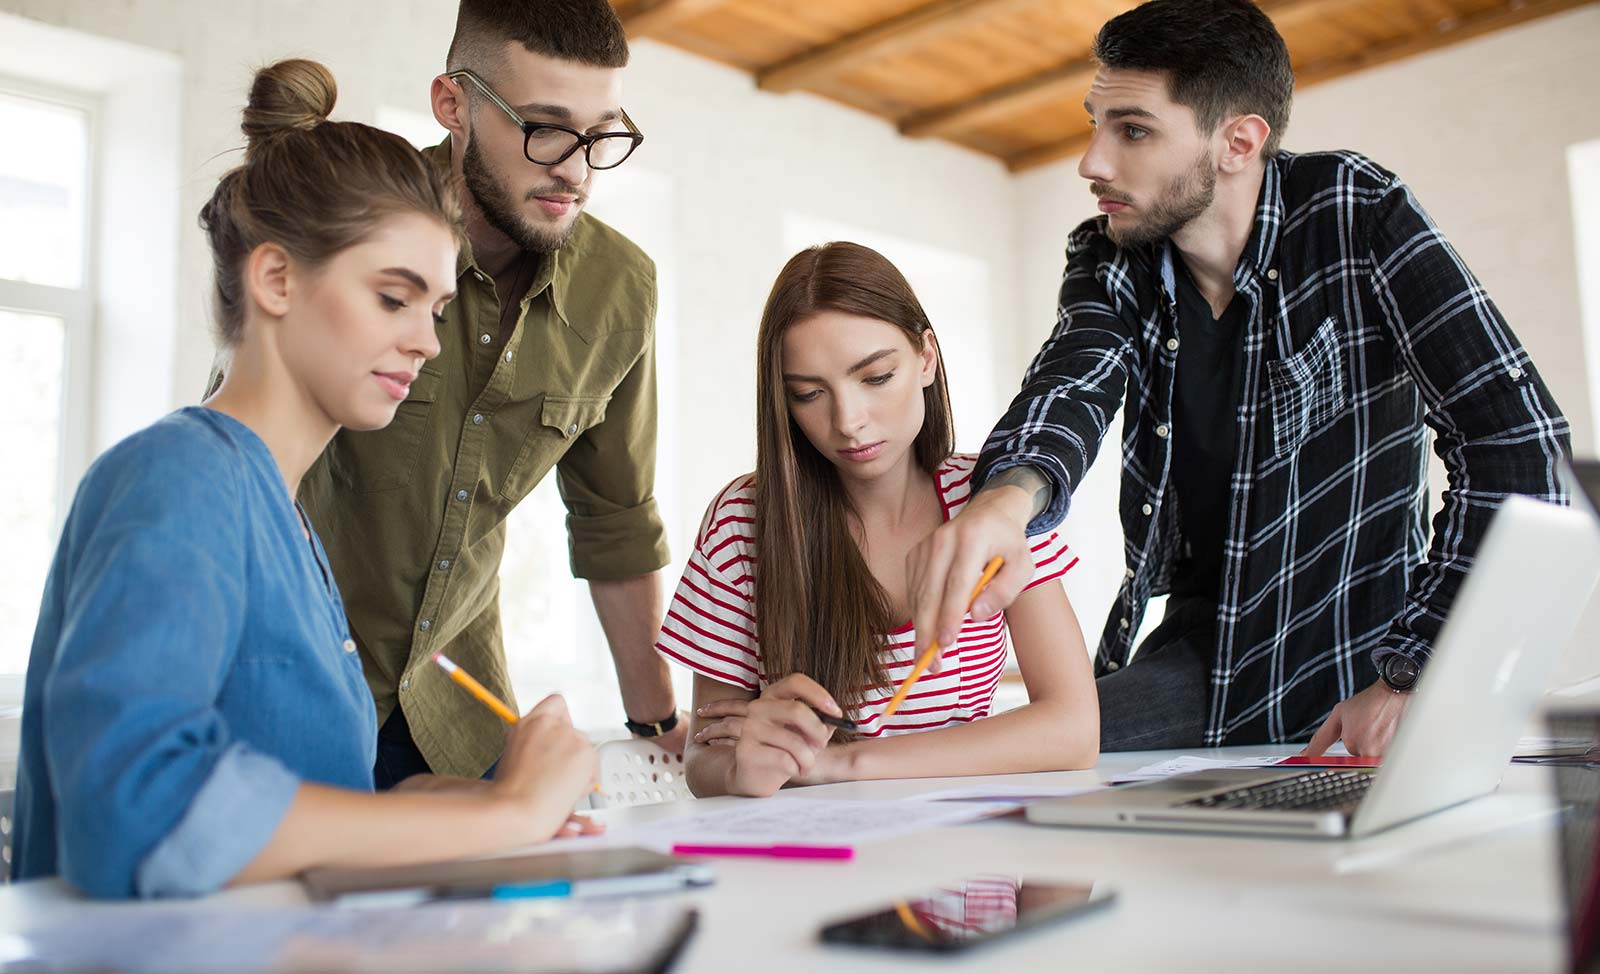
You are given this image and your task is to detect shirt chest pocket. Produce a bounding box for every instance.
[1264,317,1348,460]
[499,394,612,502]
[326,367,441,494]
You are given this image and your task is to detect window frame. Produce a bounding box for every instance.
[0,75,98,532]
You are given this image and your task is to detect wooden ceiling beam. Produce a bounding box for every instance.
[1002,0,1599,173]
[619,0,732,38]
[900,56,1096,138]
[757,0,1043,93]
[1291,0,1598,87]
[899,0,1349,141]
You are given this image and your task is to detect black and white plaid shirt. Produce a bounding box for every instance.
[976,150,1571,745]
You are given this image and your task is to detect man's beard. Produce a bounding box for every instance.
[462,132,583,255]
[1098,149,1217,249]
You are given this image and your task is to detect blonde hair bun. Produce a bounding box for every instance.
[241,58,337,151]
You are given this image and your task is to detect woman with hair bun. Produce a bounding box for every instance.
[10,59,602,899]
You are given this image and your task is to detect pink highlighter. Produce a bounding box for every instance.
[671,843,854,861]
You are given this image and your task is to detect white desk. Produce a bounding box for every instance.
[0,746,1564,972]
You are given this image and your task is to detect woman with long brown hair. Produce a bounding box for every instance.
[657,242,1099,797]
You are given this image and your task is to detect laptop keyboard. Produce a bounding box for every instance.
[1177,769,1375,813]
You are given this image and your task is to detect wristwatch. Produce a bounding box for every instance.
[1379,653,1421,693]
[625,711,680,738]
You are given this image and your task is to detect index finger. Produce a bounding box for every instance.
[697,698,751,720]
[524,693,570,721]
[766,673,843,717]
[1302,710,1343,757]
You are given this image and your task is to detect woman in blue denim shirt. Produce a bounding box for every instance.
[10,59,602,899]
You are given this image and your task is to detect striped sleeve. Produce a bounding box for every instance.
[655,483,763,691]
[1023,527,1078,592]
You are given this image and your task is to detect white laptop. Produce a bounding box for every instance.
[1026,493,1600,839]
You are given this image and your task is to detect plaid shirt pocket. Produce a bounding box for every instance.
[1265,317,1348,460]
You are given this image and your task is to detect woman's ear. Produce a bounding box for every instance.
[244,242,294,320]
[919,330,940,388]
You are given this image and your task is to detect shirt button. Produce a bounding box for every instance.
[567,423,578,435]
[1165,338,1179,351]
[479,334,492,345]
[1106,661,1121,672]
[1119,617,1130,629]
[505,350,513,363]
[419,619,431,632]
[1141,503,1154,516]
[438,559,451,570]
[472,414,485,425]
[472,270,487,283]
[1155,424,1170,438]
[456,489,469,502]
[1267,268,1279,281]
[401,678,411,691]
[1125,567,1135,579]
[1508,367,1523,380]
[342,639,356,654]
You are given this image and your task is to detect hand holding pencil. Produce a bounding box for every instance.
[881,556,1005,720]
[907,485,1042,676]
[433,653,604,814]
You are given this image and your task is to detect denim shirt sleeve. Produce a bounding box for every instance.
[135,742,301,897]
[42,428,289,898]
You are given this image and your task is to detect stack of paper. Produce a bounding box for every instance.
[615,798,1006,850]
[1109,755,1284,783]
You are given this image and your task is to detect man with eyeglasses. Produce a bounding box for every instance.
[295,0,684,786]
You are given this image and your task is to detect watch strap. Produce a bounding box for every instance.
[625,711,680,738]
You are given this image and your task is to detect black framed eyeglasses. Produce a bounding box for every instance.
[446,69,643,170]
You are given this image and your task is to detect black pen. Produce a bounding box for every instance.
[812,708,857,731]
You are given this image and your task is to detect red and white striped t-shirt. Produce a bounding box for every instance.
[655,454,1078,738]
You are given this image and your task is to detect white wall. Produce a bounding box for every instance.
[0,1,1020,726]
[6,0,1599,703]
[1012,5,1600,667]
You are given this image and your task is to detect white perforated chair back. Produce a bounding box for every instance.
[590,739,691,809]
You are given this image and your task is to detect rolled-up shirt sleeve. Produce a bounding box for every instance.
[556,331,671,580]
[42,438,296,898]
[976,227,1137,536]
[135,742,301,897]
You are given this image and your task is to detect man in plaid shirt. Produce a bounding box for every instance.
[908,0,1570,754]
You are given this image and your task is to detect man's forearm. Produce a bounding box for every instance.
[980,464,1053,522]
[588,572,675,722]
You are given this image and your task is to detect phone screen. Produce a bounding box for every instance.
[819,876,1114,952]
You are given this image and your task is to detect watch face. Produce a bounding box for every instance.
[1386,655,1420,690]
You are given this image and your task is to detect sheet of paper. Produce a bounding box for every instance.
[0,899,695,973]
[611,797,1006,849]
[1111,755,1284,783]
[904,783,1109,805]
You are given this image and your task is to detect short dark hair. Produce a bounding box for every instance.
[447,0,629,78]
[1092,0,1294,157]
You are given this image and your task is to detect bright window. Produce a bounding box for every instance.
[0,84,94,675]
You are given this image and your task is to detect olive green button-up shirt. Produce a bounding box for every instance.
[298,140,669,778]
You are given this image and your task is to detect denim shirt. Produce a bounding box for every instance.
[11,407,377,897]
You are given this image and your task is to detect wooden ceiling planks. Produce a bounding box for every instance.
[615,0,1598,171]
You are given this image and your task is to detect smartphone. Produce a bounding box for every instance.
[819,876,1115,952]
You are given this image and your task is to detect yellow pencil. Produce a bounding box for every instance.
[433,652,519,724]
[880,556,1005,720]
[432,652,605,794]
